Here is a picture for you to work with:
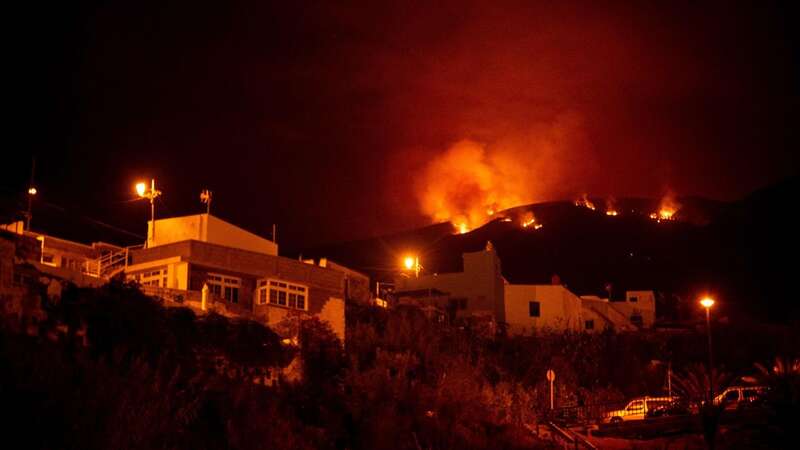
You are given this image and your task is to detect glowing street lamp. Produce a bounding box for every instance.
[700,296,715,401]
[25,186,37,230]
[135,179,162,248]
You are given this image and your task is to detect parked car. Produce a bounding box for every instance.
[713,386,767,410]
[602,396,679,423]
[646,398,690,417]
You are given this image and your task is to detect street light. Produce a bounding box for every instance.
[700,296,715,402]
[402,255,421,278]
[135,179,162,248]
[26,186,37,230]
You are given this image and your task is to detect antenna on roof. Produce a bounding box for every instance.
[200,189,212,214]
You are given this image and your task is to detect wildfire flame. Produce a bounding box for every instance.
[575,194,596,210]
[521,212,542,229]
[605,197,618,216]
[415,115,587,233]
[650,193,680,222]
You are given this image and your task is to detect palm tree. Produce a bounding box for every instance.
[672,363,731,450]
[742,356,800,441]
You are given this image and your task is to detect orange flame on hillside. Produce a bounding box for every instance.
[415,140,527,233]
[520,211,542,229]
[414,115,588,233]
[605,197,618,216]
[575,194,596,210]
[650,193,680,222]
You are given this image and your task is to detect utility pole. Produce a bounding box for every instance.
[135,179,162,248]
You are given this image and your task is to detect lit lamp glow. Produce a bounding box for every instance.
[134,179,162,248]
[700,296,716,401]
[402,255,421,277]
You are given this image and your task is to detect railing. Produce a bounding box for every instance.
[82,244,143,279]
[551,401,629,425]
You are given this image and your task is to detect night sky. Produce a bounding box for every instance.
[5,0,798,248]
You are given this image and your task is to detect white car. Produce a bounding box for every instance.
[603,396,679,424]
[713,386,767,409]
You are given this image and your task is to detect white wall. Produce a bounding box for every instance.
[148,214,277,256]
[395,249,504,319]
[504,284,584,334]
[205,215,277,255]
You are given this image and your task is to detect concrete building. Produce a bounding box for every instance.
[504,284,585,334]
[395,243,656,334]
[124,214,346,342]
[0,221,120,285]
[581,291,656,332]
[395,242,505,322]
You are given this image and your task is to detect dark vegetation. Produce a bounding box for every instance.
[2,280,799,449]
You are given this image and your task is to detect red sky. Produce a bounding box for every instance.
[4,0,798,246]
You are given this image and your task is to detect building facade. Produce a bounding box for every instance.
[125,214,346,342]
[395,243,656,334]
[395,243,505,322]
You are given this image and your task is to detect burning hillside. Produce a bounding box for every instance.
[650,193,681,222]
[414,114,589,233]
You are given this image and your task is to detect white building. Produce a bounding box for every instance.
[395,243,656,334]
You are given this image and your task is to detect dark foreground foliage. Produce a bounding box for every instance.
[2,281,798,449]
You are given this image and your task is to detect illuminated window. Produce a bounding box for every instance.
[529,301,540,317]
[258,279,307,311]
[207,273,240,303]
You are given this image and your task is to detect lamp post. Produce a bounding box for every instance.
[25,157,36,231]
[26,187,37,230]
[700,297,715,401]
[136,179,162,248]
[403,255,421,278]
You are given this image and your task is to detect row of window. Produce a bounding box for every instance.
[257,279,307,311]
[129,268,168,287]
[204,274,309,311]
[207,274,240,303]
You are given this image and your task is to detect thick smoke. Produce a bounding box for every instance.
[416,113,590,230]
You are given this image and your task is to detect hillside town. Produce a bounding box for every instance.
[2,180,798,449]
[4,1,798,448]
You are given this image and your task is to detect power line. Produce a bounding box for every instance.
[36,199,145,240]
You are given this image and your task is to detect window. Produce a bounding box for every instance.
[585,320,594,330]
[258,279,307,311]
[529,301,540,317]
[724,390,739,402]
[627,401,644,411]
[132,268,168,287]
[207,273,240,303]
[629,296,638,303]
[630,313,643,327]
[42,253,55,265]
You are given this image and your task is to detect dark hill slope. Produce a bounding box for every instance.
[301,179,799,323]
